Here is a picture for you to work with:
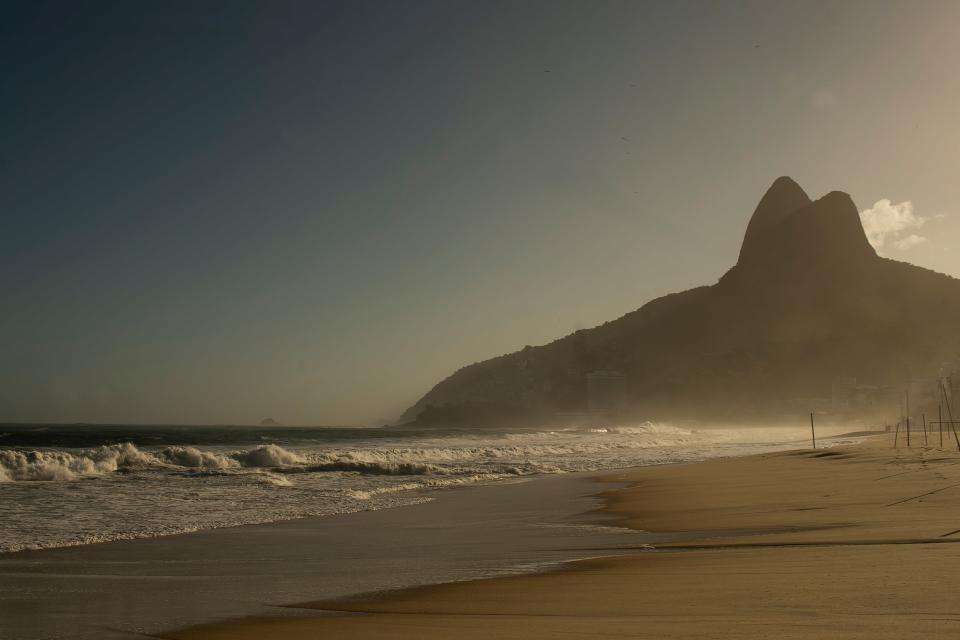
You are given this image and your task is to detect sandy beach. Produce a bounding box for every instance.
[169,434,960,639]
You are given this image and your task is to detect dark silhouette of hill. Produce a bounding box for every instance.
[402,178,960,426]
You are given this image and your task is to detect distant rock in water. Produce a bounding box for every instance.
[259,418,280,427]
[401,177,960,427]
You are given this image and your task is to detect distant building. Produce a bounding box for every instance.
[586,370,626,416]
[907,379,937,410]
[823,378,898,425]
[831,377,857,410]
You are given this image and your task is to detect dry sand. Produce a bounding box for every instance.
[169,435,960,639]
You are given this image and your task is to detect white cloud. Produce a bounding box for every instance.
[893,234,927,250]
[859,199,929,251]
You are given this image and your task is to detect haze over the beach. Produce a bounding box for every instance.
[4,0,960,426]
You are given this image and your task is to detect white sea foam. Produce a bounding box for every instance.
[160,446,238,469]
[232,443,303,467]
[0,443,156,481]
[0,423,695,483]
[0,423,829,483]
[0,443,309,482]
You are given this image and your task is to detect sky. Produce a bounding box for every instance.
[3,0,960,426]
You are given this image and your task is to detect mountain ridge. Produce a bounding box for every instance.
[401,178,960,426]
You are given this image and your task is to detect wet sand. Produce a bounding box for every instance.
[170,435,960,639]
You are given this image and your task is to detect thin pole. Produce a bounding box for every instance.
[906,389,911,448]
[945,382,960,452]
[810,412,816,449]
[894,421,900,448]
[940,403,944,448]
[923,413,928,446]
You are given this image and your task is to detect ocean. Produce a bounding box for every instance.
[0,422,863,554]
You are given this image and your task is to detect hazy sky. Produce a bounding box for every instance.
[3,0,960,425]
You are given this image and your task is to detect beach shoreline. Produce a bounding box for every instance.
[167,433,960,639]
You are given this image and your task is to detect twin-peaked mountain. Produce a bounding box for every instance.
[401,178,960,426]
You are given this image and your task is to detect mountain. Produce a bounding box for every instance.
[401,178,960,426]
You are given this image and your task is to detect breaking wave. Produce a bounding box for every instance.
[1,422,872,553]
[232,443,303,467]
[0,443,306,482]
[1,421,833,486]
[0,443,155,481]
[0,422,697,483]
